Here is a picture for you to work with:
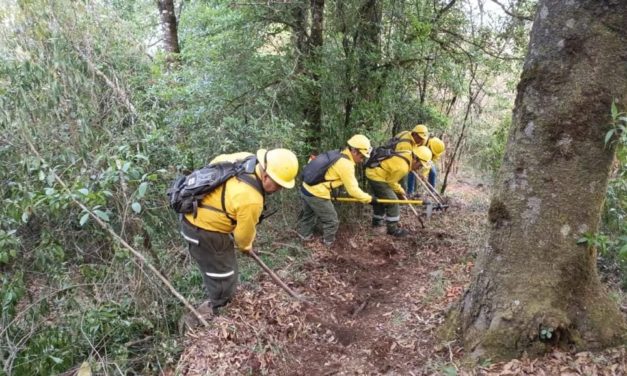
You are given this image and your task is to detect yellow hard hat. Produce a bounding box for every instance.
[428,137,445,158]
[412,124,429,139]
[256,148,299,189]
[413,145,432,168]
[347,134,372,158]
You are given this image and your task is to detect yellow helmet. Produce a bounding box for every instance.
[412,124,429,139]
[413,145,432,168]
[256,148,299,189]
[347,134,372,158]
[427,137,445,158]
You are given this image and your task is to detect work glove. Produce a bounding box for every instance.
[370,197,379,205]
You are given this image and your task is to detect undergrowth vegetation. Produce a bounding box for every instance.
[0,0,623,374]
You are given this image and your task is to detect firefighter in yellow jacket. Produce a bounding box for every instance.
[396,124,429,195]
[424,137,446,189]
[180,149,299,313]
[296,135,376,246]
[366,146,432,237]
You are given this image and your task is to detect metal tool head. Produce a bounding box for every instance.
[425,201,433,219]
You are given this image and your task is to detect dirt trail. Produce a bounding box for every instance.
[174,178,626,375]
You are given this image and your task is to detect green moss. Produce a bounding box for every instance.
[438,307,461,343]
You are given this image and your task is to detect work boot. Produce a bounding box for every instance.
[296,231,313,241]
[372,218,384,227]
[387,227,409,237]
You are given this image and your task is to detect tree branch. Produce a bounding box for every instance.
[490,0,533,21]
[434,0,457,21]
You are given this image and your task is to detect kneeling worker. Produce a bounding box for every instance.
[296,135,376,246]
[366,146,432,237]
[180,149,299,313]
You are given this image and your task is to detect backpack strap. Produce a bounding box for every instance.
[395,152,412,167]
[327,151,350,190]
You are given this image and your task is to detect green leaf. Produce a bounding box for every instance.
[131,202,141,214]
[605,129,615,145]
[441,366,457,376]
[93,210,109,222]
[137,182,148,198]
[611,101,618,118]
[80,213,89,226]
[78,188,89,195]
[122,161,131,172]
[46,170,55,186]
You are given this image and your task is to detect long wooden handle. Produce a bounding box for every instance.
[412,171,442,205]
[249,250,306,302]
[334,197,424,205]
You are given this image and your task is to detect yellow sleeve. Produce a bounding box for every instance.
[336,160,372,203]
[390,181,405,195]
[421,166,430,178]
[232,202,263,251]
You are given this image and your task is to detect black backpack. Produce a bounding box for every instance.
[365,147,411,168]
[167,156,262,217]
[301,150,349,185]
[383,131,414,150]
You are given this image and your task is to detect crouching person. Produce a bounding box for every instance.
[365,146,432,237]
[296,135,376,247]
[179,148,299,315]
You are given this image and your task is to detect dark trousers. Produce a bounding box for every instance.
[180,219,238,308]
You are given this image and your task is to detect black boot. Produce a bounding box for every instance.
[387,224,408,237]
[372,218,384,227]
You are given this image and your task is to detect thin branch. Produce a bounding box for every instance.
[434,0,457,22]
[490,0,533,21]
[19,131,210,328]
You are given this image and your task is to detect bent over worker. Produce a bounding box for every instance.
[425,137,446,189]
[395,124,429,195]
[180,149,299,313]
[366,146,432,237]
[296,135,375,246]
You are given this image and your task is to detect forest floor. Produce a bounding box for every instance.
[173,174,626,376]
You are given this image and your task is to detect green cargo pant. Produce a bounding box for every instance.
[180,219,238,308]
[369,179,401,232]
[296,190,339,245]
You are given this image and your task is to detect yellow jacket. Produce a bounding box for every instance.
[394,131,427,153]
[184,152,264,251]
[365,151,413,195]
[303,148,372,203]
[420,162,433,178]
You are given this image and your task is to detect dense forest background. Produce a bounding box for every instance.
[0,0,624,373]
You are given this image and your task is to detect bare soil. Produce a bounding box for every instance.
[174,178,626,375]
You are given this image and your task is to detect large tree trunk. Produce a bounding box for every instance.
[158,0,180,55]
[453,0,626,361]
[304,0,324,152]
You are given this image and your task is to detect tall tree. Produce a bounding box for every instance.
[158,0,180,56]
[452,0,626,360]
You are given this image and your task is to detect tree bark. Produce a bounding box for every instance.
[452,0,627,361]
[304,0,324,152]
[356,0,382,103]
[158,0,180,56]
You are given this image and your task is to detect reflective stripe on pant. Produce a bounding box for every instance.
[369,179,401,232]
[180,219,237,308]
[296,190,339,244]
